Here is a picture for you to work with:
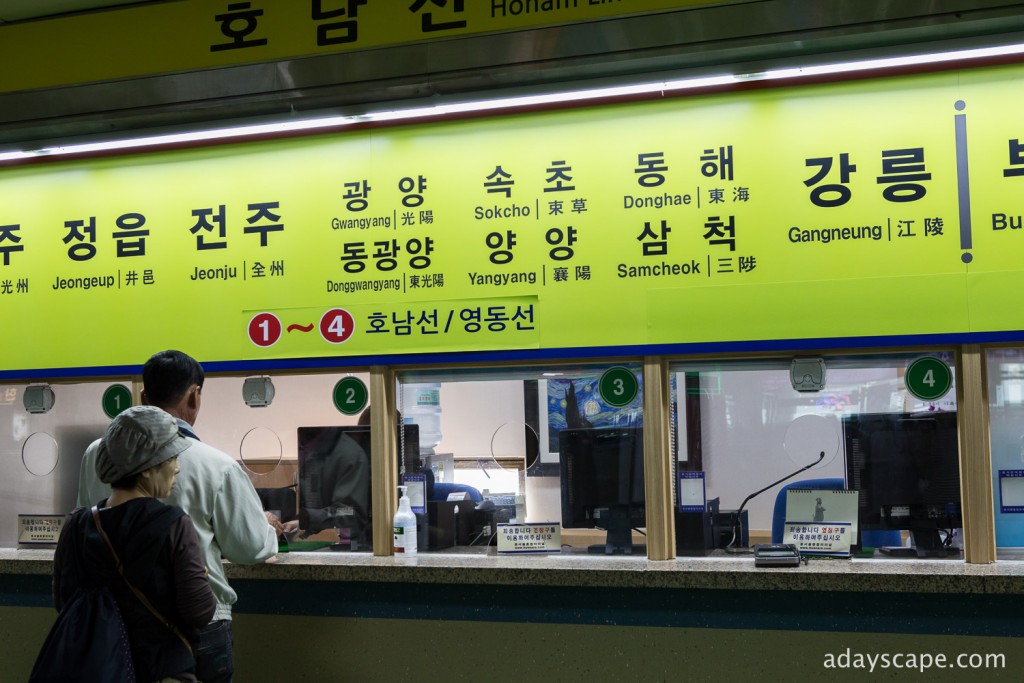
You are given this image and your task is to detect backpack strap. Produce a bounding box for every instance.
[90,506,194,657]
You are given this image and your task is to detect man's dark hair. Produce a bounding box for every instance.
[143,350,205,407]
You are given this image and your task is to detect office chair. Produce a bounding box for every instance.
[770,478,902,548]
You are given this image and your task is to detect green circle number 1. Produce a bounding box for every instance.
[102,384,133,419]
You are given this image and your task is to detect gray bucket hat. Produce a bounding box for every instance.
[96,405,192,484]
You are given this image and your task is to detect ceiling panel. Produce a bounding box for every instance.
[1,0,1023,147]
[0,0,148,22]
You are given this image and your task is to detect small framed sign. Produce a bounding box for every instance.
[18,514,65,547]
[783,521,853,556]
[784,489,859,556]
[999,470,1024,513]
[401,473,427,515]
[678,471,706,512]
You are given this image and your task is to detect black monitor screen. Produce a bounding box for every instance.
[843,411,962,553]
[297,423,419,550]
[559,426,645,554]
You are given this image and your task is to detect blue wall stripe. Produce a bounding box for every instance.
[4,574,1021,637]
[228,579,1023,637]
[0,575,53,609]
[4,329,1024,381]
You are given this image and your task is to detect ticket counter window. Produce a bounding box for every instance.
[0,380,129,547]
[985,348,1024,559]
[670,353,963,559]
[397,364,645,554]
[198,372,373,551]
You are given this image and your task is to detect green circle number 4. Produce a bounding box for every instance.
[905,357,953,401]
[333,377,368,416]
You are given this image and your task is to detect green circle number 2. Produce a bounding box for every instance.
[102,384,133,418]
[333,377,368,416]
[905,357,953,401]
[599,367,639,408]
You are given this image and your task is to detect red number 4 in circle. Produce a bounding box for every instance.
[320,308,355,344]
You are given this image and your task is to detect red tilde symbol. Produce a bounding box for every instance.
[287,323,315,333]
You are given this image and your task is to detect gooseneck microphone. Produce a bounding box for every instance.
[726,450,826,552]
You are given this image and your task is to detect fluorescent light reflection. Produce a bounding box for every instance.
[363,75,742,122]
[764,42,1024,80]
[1,42,1021,162]
[0,151,37,162]
[36,116,354,157]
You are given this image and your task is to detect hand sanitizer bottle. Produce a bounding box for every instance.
[393,485,418,556]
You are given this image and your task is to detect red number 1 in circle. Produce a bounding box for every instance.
[248,313,282,348]
[320,308,355,344]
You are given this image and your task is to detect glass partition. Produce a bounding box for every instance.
[0,372,377,551]
[397,363,645,554]
[670,352,962,559]
[984,348,1024,560]
[1,351,978,561]
[198,371,373,551]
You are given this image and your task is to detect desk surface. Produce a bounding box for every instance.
[4,547,1024,594]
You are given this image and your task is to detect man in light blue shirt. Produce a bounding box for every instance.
[78,350,278,683]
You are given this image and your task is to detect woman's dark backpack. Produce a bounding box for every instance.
[29,583,136,682]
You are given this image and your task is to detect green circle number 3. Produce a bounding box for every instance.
[599,367,639,408]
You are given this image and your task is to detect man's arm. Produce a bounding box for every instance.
[211,464,278,565]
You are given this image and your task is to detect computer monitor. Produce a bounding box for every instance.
[559,426,646,555]
[843,411,962,556]
[297,423,420,550]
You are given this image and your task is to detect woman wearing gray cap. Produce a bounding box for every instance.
[50,406,216,682]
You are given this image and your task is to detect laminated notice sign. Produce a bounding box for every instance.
[784,489,859,556]
[18,514,64,547]
[497,523,561,554]
[783,521,853,557]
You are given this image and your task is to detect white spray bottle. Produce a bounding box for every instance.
[393,485,418,556]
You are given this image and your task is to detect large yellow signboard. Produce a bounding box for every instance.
[0,0,726,94]
[2,63,1024,374]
